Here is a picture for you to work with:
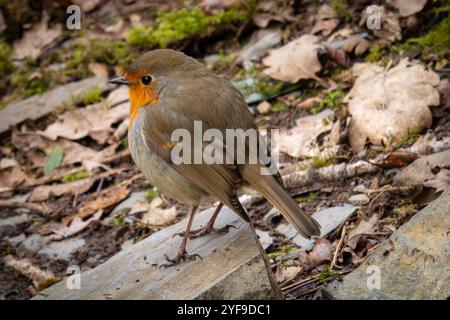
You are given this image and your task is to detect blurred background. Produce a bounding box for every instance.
[0,0,449,300]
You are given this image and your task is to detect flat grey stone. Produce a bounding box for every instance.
[34,206,281,300]
[39,238,86,261]
[0,213,30,227]
[277,204,357,250]
[7,233,26,246]
[323,188,450,300]
[393,150,450,186]
[111,191,147,214]
[348,194,370,206]
[0,214,30,238]
[22,234,47,252]
[0,77,109,134]
[255,229,273,250]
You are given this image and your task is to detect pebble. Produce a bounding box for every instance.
[348,194,370,206]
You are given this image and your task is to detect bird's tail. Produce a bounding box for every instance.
[241,165,321,238]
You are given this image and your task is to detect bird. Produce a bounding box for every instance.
[108,49,320,267]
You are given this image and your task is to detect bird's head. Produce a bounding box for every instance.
[108,49,203,127]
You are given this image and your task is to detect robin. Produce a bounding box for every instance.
[108,49,320,267]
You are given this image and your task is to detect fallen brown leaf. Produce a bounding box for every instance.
[263,35,324,83]
[346,59,440,152]
[12,13,63,60]
[276,109,333,158]
[387,0,427,17]
[78,183,131,219]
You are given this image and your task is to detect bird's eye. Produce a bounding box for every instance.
[141,76,153,86]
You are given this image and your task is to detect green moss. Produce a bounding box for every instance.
[317,265,339,285]
[295,192,318,203]
[267,246,295,259]
[0,41,12,76]
[62,170,90,183]
[365,44,387,62]
[311,156,336,168]
[331,0,352,23]
[389,128,421,150]
[146,187,159,202]
[310,90,344,114]
[109,212,126,227]
[395,15,450,58]
[127,7,249,48]
[77,86,103,105]
[271,102,288,113]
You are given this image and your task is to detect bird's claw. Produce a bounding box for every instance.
[173,224,237,239]
[160,250,202,268]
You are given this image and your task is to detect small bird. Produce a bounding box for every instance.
[109,49,320,266]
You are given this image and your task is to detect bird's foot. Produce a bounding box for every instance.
[160,249,202,268]
[173,224,236,239]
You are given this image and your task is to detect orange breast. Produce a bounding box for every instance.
[128,85,159,128]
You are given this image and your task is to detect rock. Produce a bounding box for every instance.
[323,188,450,299]
[263,207,280,222]
[86,256,98,267]
[0,214,30,238]
[393,150,450,186]
[22,234,47,252]
[256,101,272,114]
[39,238,86,261]
[277,204,357,250]
[7,233,26,246]
[308,238,333,266]
[34,206,281,300]
[255,229,273,250]
[0,77,109,134]
[348,194,370,206]
[239,28,282,63]
[111,191,147,214]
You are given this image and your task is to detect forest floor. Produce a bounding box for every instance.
[0,0,449,299]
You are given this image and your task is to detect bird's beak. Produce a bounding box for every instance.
[108,76,131,86]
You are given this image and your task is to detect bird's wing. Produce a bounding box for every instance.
[140,100,249,221]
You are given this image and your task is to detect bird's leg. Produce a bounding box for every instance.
[161,205,202,268]
[174,203,236,239]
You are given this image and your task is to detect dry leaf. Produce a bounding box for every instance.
[263,35,324,83]
[387,0,427,17]
[29,178,94,202]
[4,255,61,290]
[0,158,18,169]
[346,214,379,250]
[376,151,418,169]
[311,4,339,36]
[53,210,103,238]
[423,169,450,193]
[78,183,131,219]
[37,102,128,144]
[12,13,63,60]
[346,59,440,152]
[308,238,333,266]
[138,197,178,227]
[12,132,115,170]
[88,63,109,80]
[0,166,32,190]
[275,265,302,284]
[253,0,294,28]
[341,35,370,56]
[276,109,333,158]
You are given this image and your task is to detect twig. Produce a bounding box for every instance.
[283,160,378,189]
[0,200,50,215]
[330,224,346,271]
